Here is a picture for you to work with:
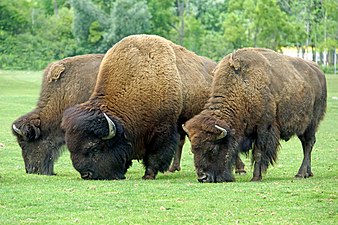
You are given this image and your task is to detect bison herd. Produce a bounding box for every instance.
[12,34,327,183]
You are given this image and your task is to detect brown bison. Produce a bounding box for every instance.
[61,34,222,180]
[12,54,104,175]
[183,48,327,183]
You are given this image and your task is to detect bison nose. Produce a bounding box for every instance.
[197,173,208,183]
[81,171,93,180]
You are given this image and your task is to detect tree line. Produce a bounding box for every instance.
[0,0,337,71]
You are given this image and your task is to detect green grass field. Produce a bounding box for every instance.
[0,70,337,224]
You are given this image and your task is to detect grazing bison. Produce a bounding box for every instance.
[183,48,327,183]
[62,34,223,180]
[12,54,104,175]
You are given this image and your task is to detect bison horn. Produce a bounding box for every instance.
[182,124,189,135]
[102,113,116,140]
[12,124,24,137]
[215,125,227,140]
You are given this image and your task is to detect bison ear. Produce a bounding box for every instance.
[228,53,241,73]
[47,62,65,83]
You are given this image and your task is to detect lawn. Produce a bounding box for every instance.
[0,70,337,224]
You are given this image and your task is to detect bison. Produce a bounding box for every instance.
[183,48,327,183]
[12,54,104,175]
[61,34,225,180]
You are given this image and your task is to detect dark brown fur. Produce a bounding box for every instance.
[184,48,327,182]
[61,35,219,180]
[12,54,104,175]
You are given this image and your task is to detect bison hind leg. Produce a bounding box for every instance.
[234,154,246,175]
[295,127,316,178]
[168,134,185,173]
[143,127,180,179]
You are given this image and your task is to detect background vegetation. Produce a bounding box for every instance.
[0,71,337,224]
[1,0,337,70]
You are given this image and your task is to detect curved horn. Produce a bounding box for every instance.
[12,124,24,137]
[182,124,189,135]
[215,125,227,140]
[102,113,116,140]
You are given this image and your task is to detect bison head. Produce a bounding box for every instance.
[62,106,133,180]
[183,115,238,183]
[12,113,59,175]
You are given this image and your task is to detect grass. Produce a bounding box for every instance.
[0,70,337,224]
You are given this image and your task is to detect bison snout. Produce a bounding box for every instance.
[81,171,93,180]
[197,173,209,183]
[197,171,234,183]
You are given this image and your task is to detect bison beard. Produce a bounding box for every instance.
[184,48,327,183]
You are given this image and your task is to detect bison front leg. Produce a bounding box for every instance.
[251,126,279,181]
[143,127,180,180]
[295,129,316,178]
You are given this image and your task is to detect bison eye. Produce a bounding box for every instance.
[92,148,99,153]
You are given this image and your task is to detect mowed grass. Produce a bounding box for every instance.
[0,70,337,224]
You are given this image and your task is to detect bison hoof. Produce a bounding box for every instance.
[250,176,262,182]
[235,169,246,175]
[142,175,155,180]
[295,172,313,179]
[168,165,181,173]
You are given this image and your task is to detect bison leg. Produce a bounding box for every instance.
[234,154,246,175]
[295,129,316,178]
[142,127,180,180]
[251,126,279,181]
[168,135,185,172]
[251,146,263,181]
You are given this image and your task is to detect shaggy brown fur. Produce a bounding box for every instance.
[184,48,327,183]
[62,34,220,180]
[12,54,104,175]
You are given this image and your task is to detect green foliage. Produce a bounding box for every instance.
[0,70,337,224]
[70,0,107,53]
[70,0,151,53]
[199,31,229,61]
[0,7,76,70]
[0,1,30,35]
[0,0,336,69]
[222,0,294,51]
[147,0,175,39]
[102,0,151,51]
[322,0,338,50]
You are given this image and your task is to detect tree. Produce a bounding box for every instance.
[222,0,294,52]
[321,0,338,66]
[101,0,151,51]
[0,1,30,36]
[147,0,176,39]
[70,0,107,53]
